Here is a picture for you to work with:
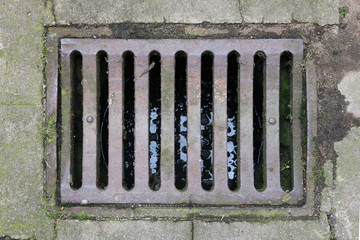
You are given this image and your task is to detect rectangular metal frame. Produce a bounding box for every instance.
[44,26,317,219]
[59,39,303,205]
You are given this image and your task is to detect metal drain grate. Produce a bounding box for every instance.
[59,39,304,205]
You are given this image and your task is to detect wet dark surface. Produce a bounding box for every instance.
[97,51,109,189]
[201,52,214,190]
[227,52,239,190]
[279,52,293,191]
[174,52,188,190]
[253,53,265,190]
[148,52,161,190]
[70,51,83,189]
[123,51,135,189]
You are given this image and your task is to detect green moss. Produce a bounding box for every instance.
[44,114,57,144]
[281,193,292,203]
[69,211,94,220]
[42,44,47,60]
[339,6,348,20]
[61,88,68,96]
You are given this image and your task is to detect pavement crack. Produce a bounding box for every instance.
[45,0,57,25]
[326,210,337,240]
[53,219,58,239]
[191,221,194,240]
[238,0,244,23]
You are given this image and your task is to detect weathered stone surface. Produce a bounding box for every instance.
[0,0,45,105]
[338,71,360,118]
[193,214,330,240]
[54,0,242,25]
[320,187,333,213]
[293,0,340,26]
[53,0,339,25]
[184,26,230,36]
[0,106,53,239]
[334,126,360,240]
[241,0,294,23]
[0,0,54,239]
[323,160,334,187]
[56,220,192,240]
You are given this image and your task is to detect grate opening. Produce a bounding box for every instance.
[148,51,161,191]
[227,51,240,191]
[70,50,83,190]
[253,51,266,191]
[174,51,188,190]
[58,39,306,205]
[201,51,214,191]
[280,51,294,191]
[97,50,109,189]
[123,51,135,190]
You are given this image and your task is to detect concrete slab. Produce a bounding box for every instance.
[54,0,242,25]
[334,126,360,239]
[53,0,339,25]
[241,0,294,23]
[334,68,360,239]
[338,71,360,118]
[293,0,340,26]
[0,0,47,105]
[323,160,334,187]
[193,214,330,240]
[56,220,192,240]
[0,105,53,239]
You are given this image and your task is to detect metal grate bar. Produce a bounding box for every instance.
[108,53,123,191]
[186,55,202,193]
[82,55,98,189]
[213,55,229,192]
[134,54,150,190]
[239,54,256,194]
[160,55,175,191]
[60,51,72,191]
[291,52,304,197]
[265,54,282,192]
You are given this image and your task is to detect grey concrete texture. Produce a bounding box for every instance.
[194,214,330,240]
[0,0,47,105]
[333,1,360,238]
[53,0,339,25]
[56,220,192,240]
[0,0,358,239]
[334,68,360,239]
[0,106,53,239]
[334,127,360,240]
[0,0,54,239]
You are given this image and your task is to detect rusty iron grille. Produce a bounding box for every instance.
[59,39,304,205]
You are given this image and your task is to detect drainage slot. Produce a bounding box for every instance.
[149,51,161,191]
[201,51,214,191]
[253,52,266,191]
[70,51,83,190]
[280,51,294,191]
[123,51,135,190]
[96,51,109,189]
[227,51,240,191]
[174,51,188,190]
